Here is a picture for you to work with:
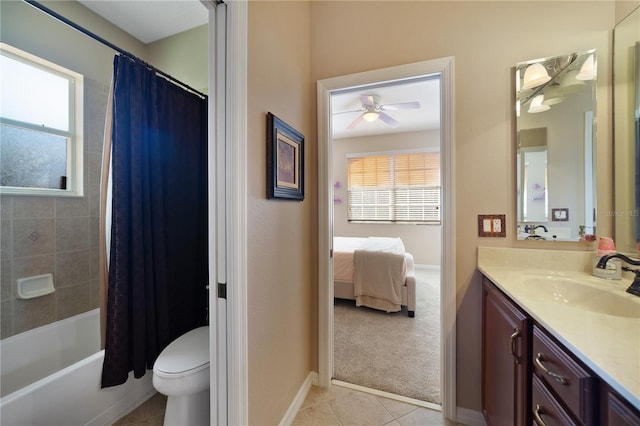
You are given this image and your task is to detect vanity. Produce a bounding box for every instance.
[479,247,640,425]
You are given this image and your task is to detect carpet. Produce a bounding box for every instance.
[333,268,441,405]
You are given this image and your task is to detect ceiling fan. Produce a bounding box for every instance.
[336,94,421,129]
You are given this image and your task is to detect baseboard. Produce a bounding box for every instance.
[279,371,318,426]
[455,406,486,426]
[415,264,440,270]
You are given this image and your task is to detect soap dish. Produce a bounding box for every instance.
[17,274,55,299]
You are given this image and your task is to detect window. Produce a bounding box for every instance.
[347,150,440,223]
[1,43,84,196]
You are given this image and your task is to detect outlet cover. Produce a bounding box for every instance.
[478,214,506,237]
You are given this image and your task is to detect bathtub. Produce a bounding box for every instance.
[0,309,155,425]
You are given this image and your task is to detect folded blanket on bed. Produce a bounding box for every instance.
[354,249,405,313]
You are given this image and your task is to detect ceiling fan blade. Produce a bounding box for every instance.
[360,94,376,107]
[347,115,365,129]
[378,112,399,128]
[333,108,365,116]
[381,101,421,110]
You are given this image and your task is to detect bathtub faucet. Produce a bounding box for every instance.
[596,253,640,297]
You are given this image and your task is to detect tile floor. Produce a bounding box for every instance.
[292,384,458,426]
[112,392,166,426]
[113,383,459,426]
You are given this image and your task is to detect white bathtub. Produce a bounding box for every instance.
[0,309,155,425]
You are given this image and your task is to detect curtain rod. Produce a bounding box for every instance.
[24,0,208,99]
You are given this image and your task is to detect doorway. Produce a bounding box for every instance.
[331,76,441,405]
[317,57,457,420]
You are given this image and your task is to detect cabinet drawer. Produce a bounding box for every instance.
[532,326,598,425]
[606,391,640,425]
[532,375,578,426]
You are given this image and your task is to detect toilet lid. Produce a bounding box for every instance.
[154,326,209,375]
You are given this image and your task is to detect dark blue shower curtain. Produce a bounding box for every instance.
[102,55,208,388]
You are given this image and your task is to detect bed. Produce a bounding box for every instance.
[333,236,416,317]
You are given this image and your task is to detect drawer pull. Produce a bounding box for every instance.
[533,404,547,426]
[509,328,521,364]
[535,353,568,385]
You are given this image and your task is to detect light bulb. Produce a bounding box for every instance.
[362,111,379,122]
[528,94,550,113]
[522,63,551,90]
[576,54,595,81]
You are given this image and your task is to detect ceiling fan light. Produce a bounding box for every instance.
[522,63,551,90]
[528,95,550,113]
[362,111,379,122]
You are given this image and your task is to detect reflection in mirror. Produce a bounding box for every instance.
[613,6,640,255]
[515,49,597,241]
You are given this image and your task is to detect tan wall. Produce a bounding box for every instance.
[247,2,314,424]
[615,0,640,23]
[309,0,615,412]
[147,24,209,95]
[333,131,441,266]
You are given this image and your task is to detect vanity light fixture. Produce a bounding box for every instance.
[542,85,564,106]
[528,94,550,113]
[522,62,551,90]
[559,69,585,94]
[576,54,595,80]
[362,111,380,122]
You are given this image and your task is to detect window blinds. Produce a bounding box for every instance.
[347,152,441,223]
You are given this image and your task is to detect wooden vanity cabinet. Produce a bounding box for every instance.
[532,325,598,425]
[482,275,640,426]
[532,375,579,426]
[482,278,531,426]
[604,389,640,425]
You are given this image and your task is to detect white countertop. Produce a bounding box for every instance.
[478,248,640,410]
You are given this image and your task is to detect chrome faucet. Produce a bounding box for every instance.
[596,253,640,297]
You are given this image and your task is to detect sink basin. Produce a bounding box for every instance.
[522,276,640,318]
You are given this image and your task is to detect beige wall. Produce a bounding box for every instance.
[616,0,640,23]
[147,24,209,95]
[309,0,615,413]
[333,131,441,266]
[247,2,314,424]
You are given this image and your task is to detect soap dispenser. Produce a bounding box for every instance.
[593,237,622,280]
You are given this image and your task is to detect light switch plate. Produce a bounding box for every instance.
[478,214,506,237]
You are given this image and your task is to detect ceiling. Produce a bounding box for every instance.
[78,0,208,44]
[75,1,441,139]
[331,77,441,139]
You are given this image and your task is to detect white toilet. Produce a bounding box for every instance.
[152,326,210,426]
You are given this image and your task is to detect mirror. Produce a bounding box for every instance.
[613,6,640,255]
[515,49,597,241]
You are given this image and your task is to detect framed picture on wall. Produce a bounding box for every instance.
[267,112,305,201]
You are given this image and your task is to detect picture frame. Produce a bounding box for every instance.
[552,208,569,221]
[267,112,304,201]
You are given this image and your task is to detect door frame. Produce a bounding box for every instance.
[316,57,457,420]
[206,0,249,424]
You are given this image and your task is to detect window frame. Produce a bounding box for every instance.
[346,148,441,225]
[0,43,84,197]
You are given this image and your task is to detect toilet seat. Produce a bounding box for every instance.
[153,326,209,379]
